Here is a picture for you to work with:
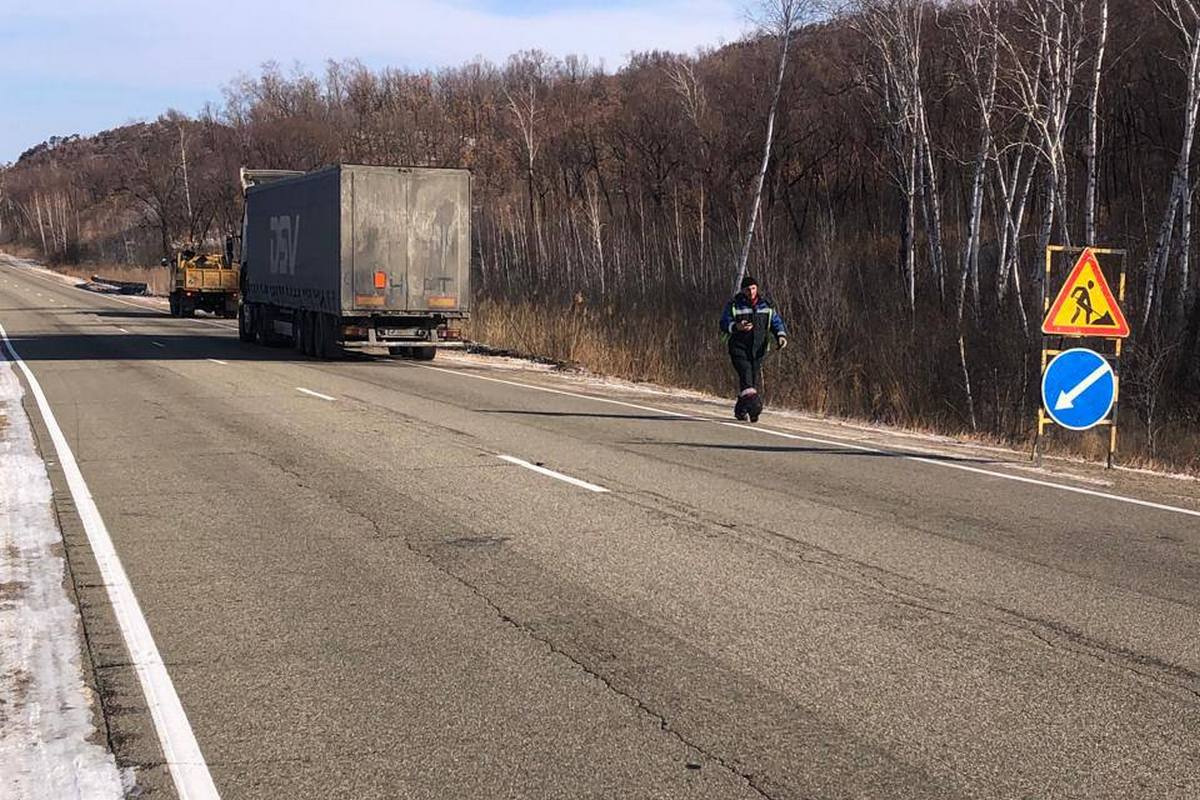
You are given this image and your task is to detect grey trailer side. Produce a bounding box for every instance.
[242,167,343,313]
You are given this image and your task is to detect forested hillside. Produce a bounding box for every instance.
[2,0,1198,468]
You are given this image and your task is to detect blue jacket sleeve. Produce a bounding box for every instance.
[770,306,787,337]
[719,300,736,336]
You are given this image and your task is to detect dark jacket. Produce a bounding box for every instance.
[720,292,787,357]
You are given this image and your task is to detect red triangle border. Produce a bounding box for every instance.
[1042,248,1130,338]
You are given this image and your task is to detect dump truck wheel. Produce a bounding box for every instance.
[413,346,437,361]
[169,295,180,316]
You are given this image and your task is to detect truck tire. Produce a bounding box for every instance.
[238,304,254,343]
[304,313,318,357]
[315,313,341,360]
[293,312,306,354]
[180,298,195,318]
[169,294,180,316]
[412,346,437,361]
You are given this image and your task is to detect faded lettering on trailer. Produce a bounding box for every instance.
[269,215,300,275]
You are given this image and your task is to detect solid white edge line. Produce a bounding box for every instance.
[206,358,228,365]
[419,364,1200,519]
[0,261,237,330]
[497,454,610,493]
[296,387,336,401]
[0,320,221,800]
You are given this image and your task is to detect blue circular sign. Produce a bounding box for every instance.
[1041,348,1116,430]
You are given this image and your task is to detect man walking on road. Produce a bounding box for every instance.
[720,275,788,422]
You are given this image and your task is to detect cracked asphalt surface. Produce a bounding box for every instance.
[2,254,1199,799]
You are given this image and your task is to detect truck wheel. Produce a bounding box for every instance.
[238,304,254,343]
[316,314,341,360]
[169,295,180,316]
[181,299,195,318]
[293,312,306,354]
[304,313,318,357]
[413,346,437,361]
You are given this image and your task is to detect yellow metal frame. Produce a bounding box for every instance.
[1035,246,1127,468]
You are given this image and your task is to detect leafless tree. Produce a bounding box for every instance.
[1144,0,1200,327]
[1083,0,1108,245]
[734,0,819,293]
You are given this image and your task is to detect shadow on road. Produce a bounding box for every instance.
[631,440,1001,464]
[478,409,697,422]
[83,309,181,320]
[0,332,392,364]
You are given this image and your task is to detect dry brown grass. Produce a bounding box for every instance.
[46,262,172,296]
[469,297,1200,477]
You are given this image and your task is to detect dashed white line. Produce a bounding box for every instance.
[497,454,610,493]
[151,341,166,348]
[296,387,336,401]
[418,364,1200,519]
[116,327,130,333]
[0,319,221,800]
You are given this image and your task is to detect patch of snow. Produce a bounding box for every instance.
[0,357,124,799]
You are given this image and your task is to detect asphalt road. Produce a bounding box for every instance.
[2,254,1199,800]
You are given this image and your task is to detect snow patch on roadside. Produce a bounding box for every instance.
[0,358,123,799]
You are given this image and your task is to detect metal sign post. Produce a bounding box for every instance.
[1033,246,1128,468]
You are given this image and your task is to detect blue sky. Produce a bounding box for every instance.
[0,0,746,164]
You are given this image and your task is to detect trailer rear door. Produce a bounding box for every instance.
[406,169,469,313]
[348,168,408,311]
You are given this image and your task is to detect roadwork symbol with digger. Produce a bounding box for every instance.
[1043,248,1130,338]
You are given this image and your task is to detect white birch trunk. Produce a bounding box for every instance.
[734,11,793,293]
[1084,0,1108,245]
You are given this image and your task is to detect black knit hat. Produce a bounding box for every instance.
[740,275,758,289]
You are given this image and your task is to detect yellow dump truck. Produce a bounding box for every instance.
[166,250,239,317]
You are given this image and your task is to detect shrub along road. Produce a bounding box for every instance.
[2,255,1199,799]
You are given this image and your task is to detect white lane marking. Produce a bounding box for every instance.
[715,422,1200,518]
[0,263,237,330]
[417,364,692,419]
[116,327,130,333]
[151,341,166,348]
[497,454,610,493]
[296,387,335,401]
[0,320,222,800]
[419,364,1200,519]
[206,358,228,365]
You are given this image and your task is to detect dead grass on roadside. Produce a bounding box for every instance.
[46,263,171,296]
[468,297,1200,478]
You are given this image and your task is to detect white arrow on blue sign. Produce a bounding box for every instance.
[1041,347,1116,431]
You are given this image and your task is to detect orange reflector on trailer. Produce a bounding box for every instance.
[374,271,387,289]
[428,295,457,309]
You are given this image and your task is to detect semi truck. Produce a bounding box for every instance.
[237,164,470,359]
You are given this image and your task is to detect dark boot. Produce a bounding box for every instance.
[746,391,763,423]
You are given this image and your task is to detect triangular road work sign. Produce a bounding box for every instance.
[1042,248,1130,337]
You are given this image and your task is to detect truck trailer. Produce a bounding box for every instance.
[238,164,470,359]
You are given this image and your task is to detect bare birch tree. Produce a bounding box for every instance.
[854,0,942,313]
[1144,0,1200,327]
[957,0,1001,322]
[1083,0,1108,245]
[733,0,818,293]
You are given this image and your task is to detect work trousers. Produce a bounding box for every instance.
[729,349,764,394]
